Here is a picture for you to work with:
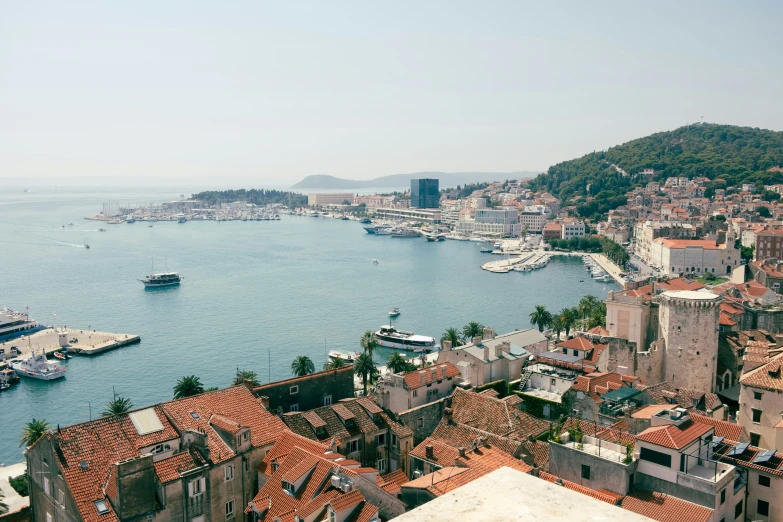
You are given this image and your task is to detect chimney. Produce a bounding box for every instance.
[495,345,503,357]
[444,407,453,421]
[500,341,511,353]
[472,335,483,345]
[259,396,270,410]
[458,447,466,458]
[483,346,489,361]
[425,445,434,459]
[482,328,496,340]
[243,379,254,390]
[442,340,452,351]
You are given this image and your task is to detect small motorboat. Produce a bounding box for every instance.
[328,350,361,363]
[373,259,379,265]
[388,308,401,318]
[479,247,493,253]
[148,224,154,228]
[53,351,70,361]
[84,244,90,249]
[98,228,107,232]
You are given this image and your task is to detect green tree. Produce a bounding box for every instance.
[387,352,409,374]
[740,245,755,263]
[354,352,377,395]
[578,295,599,328]
[757,206,771,218]
[101,396,133,417]
[529,305,553,332]
[233,369,260,386]
[557,308,579,338]
[20,418,50,448]
[323,357,345,371]
[587,309,606,329]
[462,321,485,341]
[440,327,463,348]
[291,356,315,377]
[551,314,564,341]
[173,375,205,399]
[9,474,28,497]
[360,330,378,357]
[0,487,6,515]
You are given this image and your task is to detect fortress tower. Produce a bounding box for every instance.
[657,290,721,392]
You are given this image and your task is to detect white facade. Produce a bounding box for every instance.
[519,211,548,233]
[650,239,739,276]
[561,220,585,239]
[307,193,355,206]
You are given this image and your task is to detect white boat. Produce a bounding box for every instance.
[373,259,379,265]
[11,351,66,381]
[374,325,439,352]
[125,216,136,223]
[389,308,400,317]
[177,214,187,223]
[374,227,392,236]
[140,272,183,288]
[98,228,107,232]
[329,350,361,364]
[390,229,420,238]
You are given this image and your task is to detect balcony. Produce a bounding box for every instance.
[560,434,633,466]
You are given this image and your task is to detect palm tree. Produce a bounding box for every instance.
[291,356,315,377]
[462,321,485,341]
[578,295,599,319]
[233,369,260,386]
[360,331,377,357]
[587,309,606,329]
[557,308,579,338]
[102,396,133,417]
[323,357,345,371]
[354,353,377,395]
[20,418,50,448]
[440,327,463,348]
[529,305,553,332]
[551,314,564,341]
[387,352,409,374]
[173,375,205,399]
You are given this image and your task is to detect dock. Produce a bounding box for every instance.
[587,253,626,286]
[0,327,140,367]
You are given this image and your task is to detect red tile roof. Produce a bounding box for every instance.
[410,437,460,465]
[740,352,783,391]
[689,414,747,443]
[449,388,550,442]
[586,326,610,336]
[654,238,724,250]
[153,450,206,483]
[621,490,712,522]
[636,421,713,450]
[402,362,461,390]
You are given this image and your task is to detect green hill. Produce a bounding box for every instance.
[528,123,783,219]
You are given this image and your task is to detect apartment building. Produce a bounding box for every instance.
[738,353,783,450]
[307,193,354,206]
[561,218,585,239]
[756,230,783,262]
[519,211,548,233]
[375,362,463,413]
[649,238,739,276]
[252,365,354,414]
[25,386,287,522]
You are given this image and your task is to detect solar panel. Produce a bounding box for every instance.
[727,442,749,456]
[753,449,776,464]
[711,436,725,447]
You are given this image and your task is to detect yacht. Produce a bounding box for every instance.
[140,272,183,288]
[177,213,187,223]
[11,351,66,381]
[374,325,439,352]
[84,244,90,249]
[328,350,361,364]
[479,247,493,253]
[364,225,390,235]
[388,308,400,318]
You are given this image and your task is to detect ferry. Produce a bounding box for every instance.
[11,351,66,381]
[328,350,361,364]
[374,325,439,352]
[140,272,183,288]
[0,308,45,340]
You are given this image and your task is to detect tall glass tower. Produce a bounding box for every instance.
[410,178,440,208]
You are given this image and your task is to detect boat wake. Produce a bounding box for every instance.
[45,238,87,248]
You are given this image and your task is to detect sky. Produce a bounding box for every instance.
[1,1,782,187]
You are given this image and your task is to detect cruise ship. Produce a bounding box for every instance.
[140,272,183,288]
[374,325,439,352]
[0,308,45,340]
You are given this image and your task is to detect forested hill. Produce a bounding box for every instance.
[192,189,308,207]
[528,123,783,219]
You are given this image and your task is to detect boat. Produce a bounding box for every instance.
[359,218,372,224]
[364,225,390,235]
[11,351,66,380]
[373,259,379,265]
[390,229,420,238]
[479,247,493,253]
[425,234,437,242]
[0,308,45,340]
[53,351,70,360]
[84,244,90,249]
[388,308,400,317]
[98,228,107,232]
[125,216,136,223]
[0,368,20,385]
[140,272,183,288]
[177,213,187,223]
[0,382,8,392]
[329,350,361,364]
[373,325,439,352]
[148,224,154,228]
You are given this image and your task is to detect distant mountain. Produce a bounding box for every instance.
[528,123,783,219]
[291,172,538,190]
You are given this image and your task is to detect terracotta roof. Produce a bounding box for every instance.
[329,489,363,513]
[332,404,356,422]
[573,372,636,404]
[302,410,327,429]
[633,382,675,404]
[209,413,244,434]
[410,437,460,465]
[621,490,712,522]
[375,469,408,495]
[449,388,549,442]
[586,326,610,336]
[689,414,748,443]
[430,419,523,457]
[520,441,550,469]
[636,420,713,450]
[713,438,783,478]
[654,238,725,250]
[153,450,206,483]
[740,352,783,391]
[253,365,355,393]
[538,472,621,505]
[557,336,596,351]
[402,362,461,390]
[259,431,333,475]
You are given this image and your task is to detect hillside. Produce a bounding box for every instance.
[291,171,537,190]
[528,123,783,219]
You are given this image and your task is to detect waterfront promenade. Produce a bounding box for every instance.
[0,328,140,368]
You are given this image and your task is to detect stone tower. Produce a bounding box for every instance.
[657,290,721,392]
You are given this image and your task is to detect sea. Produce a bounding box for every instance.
[0,187,618,464]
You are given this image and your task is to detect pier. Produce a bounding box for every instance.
[0,327,140,367]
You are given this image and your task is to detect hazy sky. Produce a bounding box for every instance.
[2,1,782,187]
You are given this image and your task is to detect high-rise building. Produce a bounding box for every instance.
[410,178,440,208]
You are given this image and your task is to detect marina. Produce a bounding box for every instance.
[0,327,141,363]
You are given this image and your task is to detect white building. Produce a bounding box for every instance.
[307,193,355,206]
[375,362,463,413]
[519,211,548,233]
[738,353,783,450]
[561,219,585,239]
[456,208,521,237]
[650,238,739,276]
[372,207,441,224]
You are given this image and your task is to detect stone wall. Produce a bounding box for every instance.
[252,366,355,414]
[351,473,407,520]
[396,398,447,445]
[604,337,664,385]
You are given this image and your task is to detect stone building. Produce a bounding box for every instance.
[738,352,783,450]
[280,397,414,475]
[252,365,355,414]
[375,362,463,413]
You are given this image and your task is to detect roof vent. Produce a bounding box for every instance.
[79,460,89,470]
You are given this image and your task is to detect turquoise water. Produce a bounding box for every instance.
[0,188,617,464]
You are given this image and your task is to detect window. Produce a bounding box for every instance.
[639,447,672,468]
[377,433,386,447]
[753,391,763,400]
[225,499,235,519]
[758,499,770,516]
[550,378,556,386]
[225,465,234,481]
[43,475,50,495]
[57,488,65,505]
[719,488,726,505]
[348,439,359,453]
[282,481,295,494]
[290,404,299,412]
[46,513,52,522]
[95,500,110,514]
[680,454,687,472]
[377,458,386,472]
[242,431,249,442]
[759,475,770,487]
[752,409,762,423]
[412,390,418,398]
[329,508,336,522]
[324,395,332,406]
[243,459,249,472]
[417,417,423,428]
[189,478,205,497]
[581,465,590,480]
[391,433,398,448]
[735,500,743,519]
[290,385,298,395]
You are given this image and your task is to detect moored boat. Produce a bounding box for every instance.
[11,351,66,380]
[388,308,400,317]
[374,325,439,352]
[328,350,361,364]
